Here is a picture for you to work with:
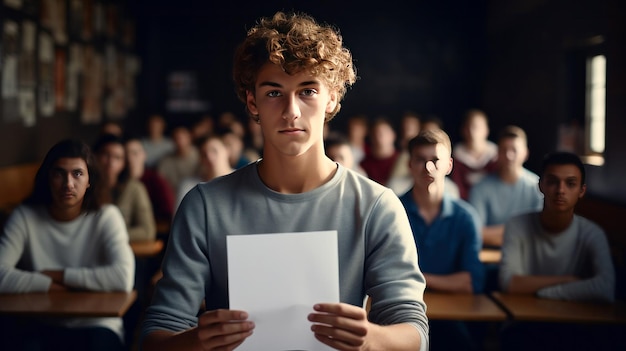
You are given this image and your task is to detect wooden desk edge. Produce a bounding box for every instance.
[130,239,164,258]
[0,290,137,318]
[490,292,626,325]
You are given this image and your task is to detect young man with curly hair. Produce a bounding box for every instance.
[142,11,428,351]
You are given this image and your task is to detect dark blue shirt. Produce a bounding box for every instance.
[399,190,485,293]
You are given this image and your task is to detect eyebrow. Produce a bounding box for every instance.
[258,80,320,88]
[51,166,85,173]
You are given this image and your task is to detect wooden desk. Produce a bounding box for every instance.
[425,292,507,321]
[479,249,501,264]
[0,291,137,318]
[491,292,626,324]
[130,239,164,258]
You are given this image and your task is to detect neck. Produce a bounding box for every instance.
[467,139,486,153]
[48,204,82,222]
[498,166,522,183]
[258,148,336,194]
[372,145,395,159]
[130,165,144,179]
[412,186,443,225]
[540,209,574,233]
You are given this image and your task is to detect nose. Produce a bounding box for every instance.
[425,160,437,173]
[282,95,300,121]
[63,173,75,190]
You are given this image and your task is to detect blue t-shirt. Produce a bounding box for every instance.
[468,169,543,226]
[399,191,485,293]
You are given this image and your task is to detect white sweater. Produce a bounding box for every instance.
[0,204,135,340]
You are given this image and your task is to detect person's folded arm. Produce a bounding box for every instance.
[424,272,473,293]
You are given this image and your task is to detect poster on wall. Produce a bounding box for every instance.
[105,3,118,39]
[41,0,67,45]
[82,0,94,40]
[3,0,22,9]
[81,45,103,124]
[2,21,20,124]
[94,1,105,37]
[55,48,66,111]
[38,31,55,117]
[21,0,40,16]
[68,0,84,39]
[125,54,140,109]
[65,43,82,112]
[104,44,125,119]
[19,20,36,126]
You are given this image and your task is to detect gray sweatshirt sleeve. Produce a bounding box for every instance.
[365,189,429,351]
[0,207,52,293]
[499,216,527,292]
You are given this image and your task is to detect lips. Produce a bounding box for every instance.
[280,128,304,133]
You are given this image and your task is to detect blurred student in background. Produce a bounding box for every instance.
[175,134,234,211]
[0,139,134,351]
[142,114,175,169]
[360,117,399,186]
[469,125,543,248]
[451,109,498,200]
[125,136,175,225]
[157,126,200,195]
[324,133,367,176]
[399,129,484,350]
[94,133,156,242]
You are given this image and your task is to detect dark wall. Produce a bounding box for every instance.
[482,0,626,201]
[131,0,489,141]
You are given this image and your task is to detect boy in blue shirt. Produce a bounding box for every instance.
[399,129,484,351]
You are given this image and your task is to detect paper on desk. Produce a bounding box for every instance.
[227,230,339,351]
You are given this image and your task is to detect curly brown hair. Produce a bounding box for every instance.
[233,11,357,122]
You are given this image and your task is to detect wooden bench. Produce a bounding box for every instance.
[575,195,626,300]
[0,163,39,226]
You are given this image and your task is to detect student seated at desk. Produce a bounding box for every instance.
[0,139,135,351]
[469,125,543,248]
[499,151,615,302]
[93,133,157,242]
[399,129,484,351]
[399,129,484,294]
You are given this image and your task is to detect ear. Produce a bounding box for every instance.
[246,90,258,116]
[446,157,453,175]
[579,184,587,199]
[325,91,338,114]
[538,178,545,195]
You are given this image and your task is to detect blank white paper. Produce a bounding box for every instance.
[227,230,339,351]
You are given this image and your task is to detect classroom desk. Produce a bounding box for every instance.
[0,290,137,318]
[424,292,507,321]
[491,292,626,324]
[479,248,501,264]
[130,239,164,258]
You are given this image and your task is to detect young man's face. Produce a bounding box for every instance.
[246,63,337,158]
[539,164,586,212]
[49,157,90,212]
[125,140,146,171]
[371,122,396,149]
[408,143,452,193]
[498,137,527,170]
[201,138,229,166]
[464,115,489,143]
[96,143,125,183]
